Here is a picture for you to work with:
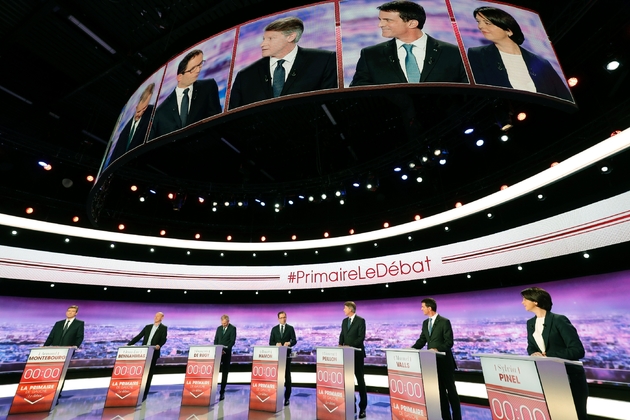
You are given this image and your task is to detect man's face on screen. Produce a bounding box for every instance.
[221,318,229,327]
[177,53,203,88]
[261,30,296,59]
[378,10,418,41]
[134,96,150,122]
[66,307,77,319]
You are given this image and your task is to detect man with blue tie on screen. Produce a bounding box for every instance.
[412,298,461,420]
[228,17,337,109]
[127,312,168,401]
[339,301,368,419]
[269,311,298,406]
[350,1,467,86]
[214,314,237,401]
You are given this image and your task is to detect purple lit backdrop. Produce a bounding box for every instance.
[2,271,629,385]
[340,0,461,86]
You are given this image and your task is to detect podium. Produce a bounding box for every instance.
[180,345,224,407]
[248,345,288,413]
[315,346,357,420]
[104,346,155,408]
[9,346,75,415]
[476,353,580,420]
[384,349,443,420]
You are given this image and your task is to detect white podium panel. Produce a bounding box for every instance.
[477,353,579,420]
[316,346,356,420]
[180,345,223,407]
[248,346,288,413]
[104,346,155,408]
[384,349,443,420]
[9,347,75,415]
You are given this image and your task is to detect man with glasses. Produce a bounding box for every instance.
[150,49,221,139]
[269,311,298,406]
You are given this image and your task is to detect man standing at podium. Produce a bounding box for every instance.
[269,311,298,406]
[44,305,84,348]
[127,312,168,401]
[339,301,368,419]
[412,298,461,420]
[214,314,237,401]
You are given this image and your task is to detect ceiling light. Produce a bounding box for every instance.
[118,224,125,230]
[227,235,232,241]
[349,229,355,235]
[149,189,157,195]
[476,139,484,146]
[516,112,527,121]
[86,175,94,182]
[383,222,389,228]
[198,197,205,203]
[72,216,79,222]
[439,158,446,165]
[416,176,423,183]
[567,77,578,87]
[394,166,402,172]
[455,202,462,208]
[25,207,34,214]
[194,233,201,239]
[500,134,509,141]
[160,230,166,236]
[65,238,70,243]
[606,60,620,71]
[130,185,138,192]
[138,196,145,202]
[464,128,474,134]
[321,193,327,200]
[401,174,408,180]
[339,199,345,205]
[291,235,297,240]
[324,232,329,238]
[583,252,590,259]
[414,214,421,220]
[352,182,360,188]
[261,236,266,242]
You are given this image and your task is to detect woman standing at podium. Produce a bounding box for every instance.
[521,287,588,420]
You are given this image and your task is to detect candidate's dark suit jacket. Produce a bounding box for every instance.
[110,104,154,163]
[229,46,337,109]
[526,312,588,420]
[468,44,572,101]
[269,324,297,349]
[412,314,457,370]
[350,36,468,86]
[44,318,84,347]
[338,315,366,357]
[128,323,168,357]
[150,79,221,139]
[214,324,237,352]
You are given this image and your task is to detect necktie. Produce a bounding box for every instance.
[280,325,284,336]
[62,320,69,337]
[127,120,137,150]
[428,318,433,336]
[180,88,190,126]
[348,318,352,329]
[272,59,286,98]
[223,327,227,334]
[403,44,421,83]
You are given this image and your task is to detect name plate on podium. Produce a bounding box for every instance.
[181,345,223,407]
[9,347,75,415]
[104,346,155,408]
[385,349,428,420]
[477,354,576,420]
[316,346,356,420]
[249,346,287,413]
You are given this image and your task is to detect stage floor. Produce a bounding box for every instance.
[0,384,492,420]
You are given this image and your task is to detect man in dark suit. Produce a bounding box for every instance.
[412,298,461,420]
[269,311,298,406]
[109,83,155,164]
[127,312,168,401]
[228,16,337,109]
[44,305,85,348]
[339,301,368,419]
[214,314,237,401]
[150,49,222,139]
[350,1,467,86]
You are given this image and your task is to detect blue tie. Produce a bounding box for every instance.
[403,44,421,83]
[428,318,433,336]
[272,59,286,97]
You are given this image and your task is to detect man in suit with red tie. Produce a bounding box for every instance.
[127,312,168,401]
[44,305,85,348]
[269,311,298,406]
[214,314,237,401]
[412,298,461,420]
[339,301,368,419]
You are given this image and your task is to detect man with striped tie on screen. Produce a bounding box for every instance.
[44,305,84,348]
[412,298,461,420]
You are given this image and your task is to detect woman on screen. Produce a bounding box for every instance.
[467,7,572,101]
[521,287,588,420]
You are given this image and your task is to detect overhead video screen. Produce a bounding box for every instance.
[1,271,628,386]
[98,0,574,176]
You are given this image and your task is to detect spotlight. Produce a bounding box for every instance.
[160,230,166,236]
[583,252,590,259]
[455,202,462,208]
[352,182,360,188]
[261,236,266,242]
[416,176,423,183]
[605,60,621,71]
[118,224,125,230]
[383,222,389,228]
[611,130,622,137]
[72,216,79,222]
[500,185,508,190]
[537,193,546,201]
[487,212,494,219]
[407,236,413,241]
[349,229,355,235]
[394,166,402,172]
[464,128,474,134]
[194,233,201,239]
[65,238,70,243]
[130,185,138,192]
[346,247,351,252]
[567,77,578,87]
[139,196,146,202]
[25,207,34,214]
[168,192,175,200]
[86,175,94,182]
[227,235,232,241]
[439,158,446,165]
[476,139,484,147]
[324,232,329,238]
[408,161,416,169]
[321,193,327,200]
[291,235,297,240]
[516,112,527,121]
[600,164,612,174]
[401,174,408,180]
[433,149,442,156]
[517,265,523,271]
[414,214,421,221]
[198,197,205,203]
[339,199,345,205]
[500,134,509,142]
[467,274,472,279]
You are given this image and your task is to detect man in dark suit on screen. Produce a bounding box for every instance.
[150,49,221,139]
[109,83,155,163]
[412,298,461,420]
[127,312,168,401]
[214,314,237,401]
[339,301,368,419]
[269,311,298,406]
[350,1,467,86]
[228,16,337,109]
[44,305,85,348]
